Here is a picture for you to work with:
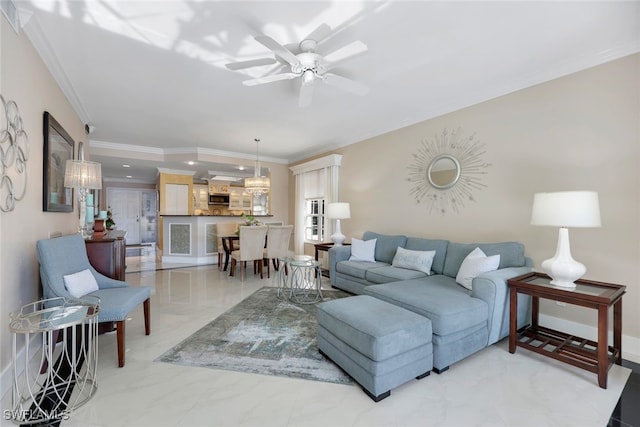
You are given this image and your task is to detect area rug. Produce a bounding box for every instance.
[155,286,354,385]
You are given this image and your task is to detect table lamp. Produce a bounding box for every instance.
[327,202,350,246]
[530,191,601,288]
[64,142,102,238]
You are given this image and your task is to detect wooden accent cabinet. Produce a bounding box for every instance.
[85,232,126,280]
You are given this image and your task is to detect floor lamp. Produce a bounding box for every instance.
[64,142,102,238]
[327,202,351,246]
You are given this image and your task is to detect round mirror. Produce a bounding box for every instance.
[427,154,461,189]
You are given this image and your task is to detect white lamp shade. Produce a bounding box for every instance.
[531,191,601,228]
[327,202,351,219]
[64,160,103,190]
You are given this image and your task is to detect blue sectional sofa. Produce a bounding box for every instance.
[328,231,532,372]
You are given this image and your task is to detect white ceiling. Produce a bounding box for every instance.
[16,0,640,183]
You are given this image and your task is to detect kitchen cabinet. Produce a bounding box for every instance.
[193,185,208,210]
[164,183,189,215]
[229,189,251,211]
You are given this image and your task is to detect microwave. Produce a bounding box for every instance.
[208,193,230,205]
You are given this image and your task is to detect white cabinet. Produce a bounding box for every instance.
[193,185,208,210]
[229,189,251,211]
[165,184,189,215]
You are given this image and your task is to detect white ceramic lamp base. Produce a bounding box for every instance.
[331,219,346,246]
[541,227,586,288]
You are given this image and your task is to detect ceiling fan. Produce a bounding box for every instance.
[226,24,369,107]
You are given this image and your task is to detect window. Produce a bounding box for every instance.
[304,198,325,242]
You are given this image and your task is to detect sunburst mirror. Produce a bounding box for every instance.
[407,128,490,214]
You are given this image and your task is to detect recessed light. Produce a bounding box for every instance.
[238,166,245,171]
[122,164,130,168]
[126,175,132,179]
[187,161,196,165]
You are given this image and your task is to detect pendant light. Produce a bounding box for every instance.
[244,138,270,195]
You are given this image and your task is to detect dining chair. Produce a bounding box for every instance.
[36,234,151,367]
[263,225,294,278]
[229,225,268,280]
[216,222,239,271]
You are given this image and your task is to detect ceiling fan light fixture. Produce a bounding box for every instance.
[244,138,270,195]
[302,69,315,85]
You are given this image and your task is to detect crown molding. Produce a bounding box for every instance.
[89,140,289,164]
[21,14,90,123]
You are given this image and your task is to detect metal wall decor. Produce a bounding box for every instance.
[0,95,29,212]
[407,128,490,214]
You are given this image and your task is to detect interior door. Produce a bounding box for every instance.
[107,189,142,244]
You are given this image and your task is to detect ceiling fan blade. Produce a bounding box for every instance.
[322,73,369,96]
[225,58,277,71]
[302,23,331,44]
[298,80,315,108]
[323,40,368,69]
[242,73,299,86]
[255,35,300,66]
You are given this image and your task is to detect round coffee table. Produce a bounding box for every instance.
[277,255,323,304]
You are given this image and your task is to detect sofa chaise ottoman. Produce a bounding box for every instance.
[317,295,433,402]
[328,231,533,373]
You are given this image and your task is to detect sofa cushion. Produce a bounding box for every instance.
[365,266,428,284]
[443,242,525,278]
[349,238,377,262]
[316,295,432,361]
[404,238,449,275]
[363,277,488,336]
[456,247,500,290]
[336,260,390,280]
[363,231,407,264]
[392,247,435,274]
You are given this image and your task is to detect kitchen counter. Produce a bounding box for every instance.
[160,215,282,265]
[159,214,274,217]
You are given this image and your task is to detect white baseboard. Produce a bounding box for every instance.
[539,313,640,364]
[161,255,216,264]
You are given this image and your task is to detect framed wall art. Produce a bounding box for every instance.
[43,111,74,212]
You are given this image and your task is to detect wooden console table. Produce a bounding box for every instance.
[507,272,625,389]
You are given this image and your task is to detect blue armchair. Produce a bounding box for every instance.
[36,234,151,367]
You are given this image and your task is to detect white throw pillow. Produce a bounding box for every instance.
[63,269,99,298]
[349,238,377,262]
[392,247,436,274]
[456,247,500,290]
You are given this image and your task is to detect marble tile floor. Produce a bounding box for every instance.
[1,263,636,427]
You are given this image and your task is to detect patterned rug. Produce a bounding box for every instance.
[155,287,354,385]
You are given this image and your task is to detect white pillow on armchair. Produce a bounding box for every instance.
[63,268,99,298]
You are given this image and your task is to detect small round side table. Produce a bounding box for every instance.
[277,255,323,304]
[8,297,100,424]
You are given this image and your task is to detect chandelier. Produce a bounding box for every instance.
[244,138,270,195]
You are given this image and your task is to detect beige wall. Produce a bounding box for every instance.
[0,21,85,382]
[297,53,640,355]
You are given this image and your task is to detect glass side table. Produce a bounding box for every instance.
[8,297,100,424]
[277,255,323,304]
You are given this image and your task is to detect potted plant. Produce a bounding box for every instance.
[105,207,116,229]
